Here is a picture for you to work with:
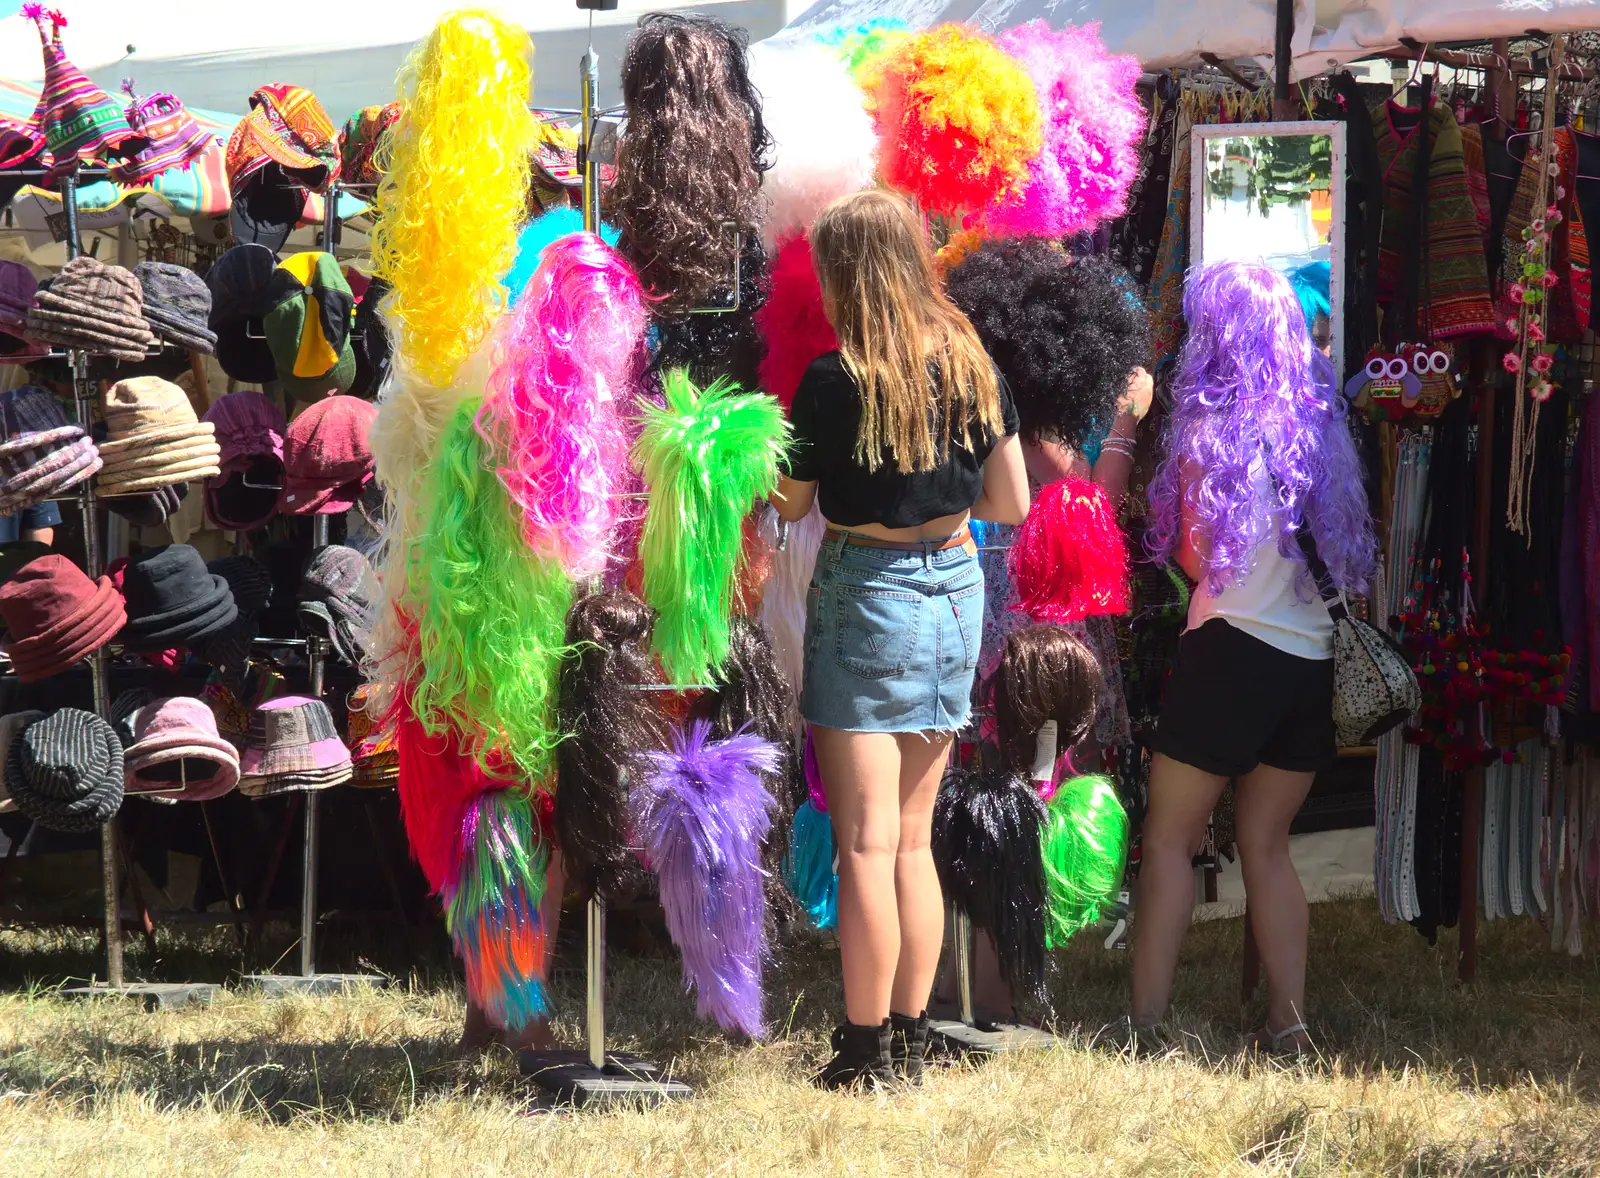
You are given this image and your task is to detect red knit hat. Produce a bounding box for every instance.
[0,554,126,682]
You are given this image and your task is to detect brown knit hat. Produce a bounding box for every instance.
[26,257,158,361]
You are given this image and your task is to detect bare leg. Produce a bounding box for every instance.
[1233,765,1315,1043]
[814,726,903,1026]
[890,732,951,1016]
[459,848,567,1053]
[1130,754,1229,1027]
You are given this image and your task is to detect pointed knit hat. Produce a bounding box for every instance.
[22,6,146,177]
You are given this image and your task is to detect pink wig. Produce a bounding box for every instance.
[1009,477,1130,623]
[755,233,838,410]
[479,232,648,580]
[985,22,1145,237]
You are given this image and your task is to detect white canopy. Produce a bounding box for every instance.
[0,0,790,123]
[773,0,1600,78]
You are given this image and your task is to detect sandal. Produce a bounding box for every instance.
[1247,1021,1311,1060]
[1091,1016,1179,1059]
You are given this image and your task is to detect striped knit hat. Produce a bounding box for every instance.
[114,80,212,185]
[23,6,146,178]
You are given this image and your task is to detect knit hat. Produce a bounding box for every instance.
[26,257,158,361]
[133,262,216,355]
[0,554,125,682]
[263,252,355,399]
[5,707,124,832]
[23,7,146,179]
[0,385,98,514]
[118,543,238,650]
[96,377,220,497]
[114,81,212,185]
[0,710,44,813]
[206,244,285,384]
[226,84,337,193]
[239,694,352,797]
[278,396,376,515]
[0,261,39,335]
[123,695,240,801]
[297,544,376,666]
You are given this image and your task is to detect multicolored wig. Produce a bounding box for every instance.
[871,24,1042,218]
[990,625,1102,775]
[371,9,535,386]
[1147,261,1376,597]
[633,371,788,687]
[1009,478,1130,623]
[502,206,621,308]
[480,232,647,580]
[946,239,1148,450]
[816,17,909,83]
[1040,774,1128,948]
[407,398,574,780]
[984,22,1145,237]
[634,720,781,1037]
[612,13,772,312]
[748,41,877,251]
[755,232,838,410]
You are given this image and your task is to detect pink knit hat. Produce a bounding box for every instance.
[123,695,240,801]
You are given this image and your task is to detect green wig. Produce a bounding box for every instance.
[1041,775,1129,948]
[633,370,788,687]
[408,398,575,780]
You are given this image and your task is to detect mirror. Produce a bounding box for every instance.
[1190,121,1346,385]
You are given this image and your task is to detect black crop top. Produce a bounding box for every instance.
[782,351,1020,529]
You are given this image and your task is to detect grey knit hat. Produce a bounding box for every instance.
[297,544,375,666]
[5,708,124,833]
[134,262,216,355]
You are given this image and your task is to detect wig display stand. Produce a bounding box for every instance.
[244,374,384,998]
[48,170,219,1012]
[928,911,1059,1057]
[520,897,691,1108]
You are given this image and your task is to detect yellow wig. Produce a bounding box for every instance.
[372,9,535,388]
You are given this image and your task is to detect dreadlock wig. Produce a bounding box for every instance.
[1147,261,1376,597]
[371,9,534,386]
[991,624,1102,774]
[932,767,1049,1003]
[611,13,772,313]
[633,371,788,687]
[945,240,1148,450]
[556,588,664,901]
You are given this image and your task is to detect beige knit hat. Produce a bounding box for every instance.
[96,377,220,495]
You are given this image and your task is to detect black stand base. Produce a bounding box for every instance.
[62,982,219,1011]
[928,1016,1061,1058]
[518,1049,692,1109]
[243,973,388,997]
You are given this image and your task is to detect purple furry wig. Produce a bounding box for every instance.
[1146,261,1375,597]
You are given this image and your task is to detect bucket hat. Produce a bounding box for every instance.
[297,544,375,666]
[106,482,186,528]
[5,708,124,832]
[96,377,220,495]
[23,9,146,179]
[134,262,216,354]
[0,261,39,335]
[206,244,287,383]
[263,252,355,399]
[208,555,274,613]
[0,434,99,514]
[278,396,376,515]
[0,541,51,591]
[123,695,240,801]
[117,543,237,650]
[239,695,352,797]
[0,554,125,682]
[26,257,158,360]
[114,82,212,185]
[0,710,44,814]
[0,385,97,513]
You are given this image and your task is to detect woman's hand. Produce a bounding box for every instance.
[1118,366,1154,422]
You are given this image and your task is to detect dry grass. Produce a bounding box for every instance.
[0,898,1596,1176]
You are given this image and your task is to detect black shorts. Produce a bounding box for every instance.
[1149,617,1336,778]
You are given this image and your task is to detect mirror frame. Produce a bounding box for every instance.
[1189,120,1347,388]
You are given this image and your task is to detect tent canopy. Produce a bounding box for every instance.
[0,0,789,125]
[775,0,1600,78]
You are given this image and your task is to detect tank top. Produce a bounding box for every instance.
[1185,457,1334,661]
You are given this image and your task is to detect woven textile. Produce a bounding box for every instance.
[24,9,143,176]
[1497,126,1591,343]
[1371,98,1496,339]
[226,84,337,192]
[5,708,123,833]
[115,86,211,184]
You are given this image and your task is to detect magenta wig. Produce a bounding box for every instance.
[755,232,837,410]
[1146,261,1375,597]
[985,22,1145,237]
[1009,478,1130,623]
[479,232,648,580]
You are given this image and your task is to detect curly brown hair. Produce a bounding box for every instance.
[609,13,772,314]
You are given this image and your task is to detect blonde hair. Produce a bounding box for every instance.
[810,189,1003,474]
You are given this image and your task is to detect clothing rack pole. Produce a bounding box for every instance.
[1272,0,1296,120]
[1459,364,1496,983]
[58,169,123,989]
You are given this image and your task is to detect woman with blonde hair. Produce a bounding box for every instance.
[774,189,1029,1088]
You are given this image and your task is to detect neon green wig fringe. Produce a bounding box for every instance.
[408,397,574,779]
[1041,775,1129,948]
[633,370,788,687]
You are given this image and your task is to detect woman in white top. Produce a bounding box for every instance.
[1134,261,1375,1054]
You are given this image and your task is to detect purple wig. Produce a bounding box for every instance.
[1146,261,1375,597]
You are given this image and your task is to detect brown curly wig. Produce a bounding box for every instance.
[991,624,1102,773]
[608,13,772,314]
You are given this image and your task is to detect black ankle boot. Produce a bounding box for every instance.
[889,1010,930,1084]
[814,1019,894,1091]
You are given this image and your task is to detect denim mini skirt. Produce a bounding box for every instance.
[800,531,985,734]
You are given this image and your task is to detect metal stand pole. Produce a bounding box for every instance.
[300,513,330,978]
[586,898,605,1070]
[954,910,974,1026]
